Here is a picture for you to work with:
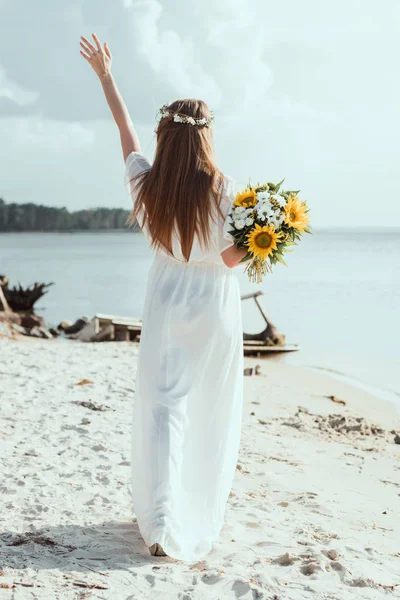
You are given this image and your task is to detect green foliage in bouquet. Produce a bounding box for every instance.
[226,179,311,282]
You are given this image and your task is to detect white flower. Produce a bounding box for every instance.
[245,217,254,226]
[270,215,284,228]
[187,117,196,125]
[173,114,183,122]
[198,117,207,125]
[255,199,272,213]
[234,206,247,217]
[276,195,287,208]
[256,199,273,212]
[234,218,246,229]
[257,191,270,202]
[257,207,274,222]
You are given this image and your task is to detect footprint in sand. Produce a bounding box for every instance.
[201,571,223,585]
[300,561,323,576]
[272,552,296,566]
[330,561,346,573]
[231,580,251,598]
[244,521,261,528]
[144,574,156,587]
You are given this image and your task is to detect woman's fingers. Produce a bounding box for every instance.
[80,33,111,77]
[80,41,94,56]
[81,35,96,54]
[92,32,102,52]
[80,50,91,62]
[104,42,111,59]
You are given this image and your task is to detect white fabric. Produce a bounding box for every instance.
[124,151,244,561]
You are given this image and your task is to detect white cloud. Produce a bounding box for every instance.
[12,118,95,150]
[122,0,273,117]
[0,0,399,227]
[0,64,38,106]
[126,1,221,106]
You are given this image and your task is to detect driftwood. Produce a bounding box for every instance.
[243,320,284,345]
[0,311,21,325]
[0,310,52,339]
[65,295,291,351]
[92,323,114,342]
[63,318,89,335]
[241,291,285,346]
[0,275,53,313]
[240,291,298,356]
[244,365,262,376]
[0,282,11,313]
[93,314,142,342]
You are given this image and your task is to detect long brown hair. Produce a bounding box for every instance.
[127,99,226,261]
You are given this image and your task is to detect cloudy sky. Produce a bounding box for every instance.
[0,0,399,227]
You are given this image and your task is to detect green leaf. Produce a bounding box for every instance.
[274,178,285,193]
[275,253,288,266]
[239,251,253,263]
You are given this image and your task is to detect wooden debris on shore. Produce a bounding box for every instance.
[1,280,298,355]
[67,291,297,352]
[0,275,53,313]
[66,314,142,343]
[244,365,262,376]
[241,291,298,356]
[0,310,54,339]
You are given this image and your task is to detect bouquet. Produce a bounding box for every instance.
[226,179,311,282]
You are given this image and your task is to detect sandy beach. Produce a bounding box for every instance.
[0,335,399,599]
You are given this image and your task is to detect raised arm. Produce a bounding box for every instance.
[80,33,140,162]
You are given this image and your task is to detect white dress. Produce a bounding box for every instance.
[124,151,244,562]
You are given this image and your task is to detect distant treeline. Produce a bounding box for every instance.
[0,198,133,232]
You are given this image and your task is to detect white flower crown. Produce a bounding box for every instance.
[157,103,214,128]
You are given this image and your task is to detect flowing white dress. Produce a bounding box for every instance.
[124,151,244,562]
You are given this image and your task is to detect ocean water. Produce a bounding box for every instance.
[1,230,399,403]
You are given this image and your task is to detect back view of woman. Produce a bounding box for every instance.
[80,33,249,561]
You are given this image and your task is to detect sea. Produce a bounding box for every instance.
[1,230,399,408]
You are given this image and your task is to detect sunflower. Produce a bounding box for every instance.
[234,187,257,208]
[284,194,309,231]
[245,223,282,260]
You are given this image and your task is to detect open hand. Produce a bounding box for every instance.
[80,33,112,78]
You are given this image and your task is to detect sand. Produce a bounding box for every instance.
[0,336,399,599]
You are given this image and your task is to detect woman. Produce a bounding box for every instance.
[80,33,249,561]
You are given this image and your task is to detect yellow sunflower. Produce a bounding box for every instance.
[245,223,282,260]
[284,194,309,231]
[234,188,257,208]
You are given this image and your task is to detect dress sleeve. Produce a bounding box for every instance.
[218,176,236,254]
[124,151,152,228]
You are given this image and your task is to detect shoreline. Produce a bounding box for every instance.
[307,364,400,415]
[244,355,400,431]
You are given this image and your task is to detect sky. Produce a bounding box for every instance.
[0,0,399,228]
